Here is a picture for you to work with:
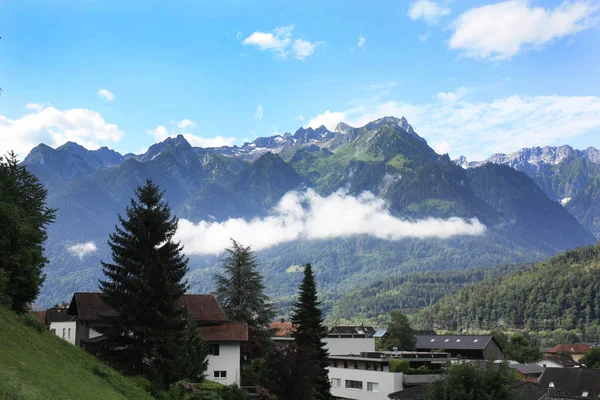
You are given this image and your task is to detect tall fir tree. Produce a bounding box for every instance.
[214,239,274,328]
[0,152,55,313]
[291,263,331,400]
[98,180,192,385]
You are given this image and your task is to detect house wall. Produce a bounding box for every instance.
[325,338,375,355]
[49,321,77,345]
[73,320,103,347]
[484,341,503,360]
[327,367,403,400]
[205,342,241,386]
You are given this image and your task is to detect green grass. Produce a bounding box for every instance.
[0,307,154,400]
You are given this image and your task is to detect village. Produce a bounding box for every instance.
[31,293,600,400]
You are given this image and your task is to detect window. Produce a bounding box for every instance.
[213,370,227,379]
[343,361,349,368]
[208,344,220,356]
[68,328,71,339]
[367,382,379,392]
[331,378,341,388]
[62,328,66,338]
[333,360,338,368]
[345,380,363,390]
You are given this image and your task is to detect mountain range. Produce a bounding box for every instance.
[19,116,599,310]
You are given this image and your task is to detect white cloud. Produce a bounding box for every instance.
[295,115,305,121]
[243,25,319,60]
[306,92,600,160]
[97,88,116,101]
[68,242,97,259]
[0,107,124,158]
[177,119,196,129]
[292,39,316,60]
[306,110,346,131]
[434,86,473,102]
[450,0,599,60]
[357,35,366,48]
[176,189,486,255]
[409,0,451,24]
[254,105,264,122]
[25,103,50,112]
[146,125,236,148]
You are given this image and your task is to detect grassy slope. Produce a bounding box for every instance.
[0,307,154,400]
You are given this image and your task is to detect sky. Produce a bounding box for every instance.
[1,0,599,161]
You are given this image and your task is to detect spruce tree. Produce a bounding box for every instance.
[291,263,331,400]
[0,152,55,313]
[214,239,274,328]
[98,180,190,385]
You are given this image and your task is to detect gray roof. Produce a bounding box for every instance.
[415,335,495,350]
[373,329,387,338]
[509,363,545,375]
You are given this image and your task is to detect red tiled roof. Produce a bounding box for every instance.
[198,322,248,342]
[68,292,228,323]
[269,321,296,337]
[29,310,47,325]
[547,343,591,355]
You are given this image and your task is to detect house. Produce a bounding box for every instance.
[326,326,377,355]
[508,363,546,382]
[45,305,77,345]
[535,355,582,369]
[545,344,591,362]
[328,351,449,400]
[415,335,503,360]
[67,292,247,386]
[538,368,600,398]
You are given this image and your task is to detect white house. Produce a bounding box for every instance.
[535,355,582,369]
[327,351,448,400]
[67,292,248,386]
[45,305,77,345]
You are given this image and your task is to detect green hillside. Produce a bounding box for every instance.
[416,242,600,332]
[0,307,154,400]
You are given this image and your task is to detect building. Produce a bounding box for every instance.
[508,363,546,382]
[535,355,582,369]
[67,292,247,386]
[45,305,77,345]
[538,368,600,398]
[415,335,503,360]
[389,381,548,400]
[328,351,449,400]
[545,344,591,362]
[326,326,377,355]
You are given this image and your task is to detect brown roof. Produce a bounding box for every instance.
[269,321,296,337]
[547,343,591,355]
[197,323,248,342]
[68,292,228,323]
[29,310,47,325]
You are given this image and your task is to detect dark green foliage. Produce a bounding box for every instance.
[568,174,600,238]
[214,240,274,328]
[427,362,521,400]
[263,344,316,400]
[0,152,55,312]
[417,243,600,332]
[580,347,600,368]
[291,264,331,400]
[555,350,574,360]
[97,180,194,386]
[492,331,542,363]
[382,310,416,351]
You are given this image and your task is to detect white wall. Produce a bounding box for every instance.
[327,367,403,400]
[49,321,77,345]
[205,342,241,386]
[325,338,375,355]
[535,360,563,368]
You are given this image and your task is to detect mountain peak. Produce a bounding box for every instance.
[363,116,426,144]
[335,122,355,134]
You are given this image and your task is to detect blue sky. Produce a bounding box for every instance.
[1,0,599,160]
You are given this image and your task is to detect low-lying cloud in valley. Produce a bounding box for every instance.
[176,190,486,256]
[67,242,98,259]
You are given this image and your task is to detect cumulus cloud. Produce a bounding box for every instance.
[97,88,116,101]
[68,242,97,259]
[434,86,473,102]
[254,105,264,122]
[0,107,124,158]
[450,0,599,60]
[176,189,486,255]
[306,92,600,159]
[177,119,196,129]
[243,25,320,60]
[146,125,236,148]
[357,35,366,48]
[408,0,451,24]
[25,102,50,112]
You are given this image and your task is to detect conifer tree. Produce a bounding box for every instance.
[98,180,192,385]
[214,239,274,328]
[0,152,55,312]
[291,263,331,400]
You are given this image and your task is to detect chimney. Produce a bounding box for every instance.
[548,382,556,397]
